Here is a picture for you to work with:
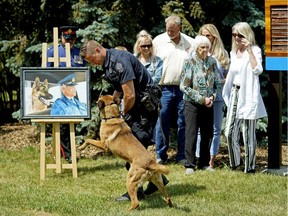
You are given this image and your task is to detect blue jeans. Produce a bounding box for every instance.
[155,86,186,162]
[196,100,224,157]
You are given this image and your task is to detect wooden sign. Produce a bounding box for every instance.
[265,0,288,70]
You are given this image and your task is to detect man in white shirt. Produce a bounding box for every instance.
[153,15,194,165]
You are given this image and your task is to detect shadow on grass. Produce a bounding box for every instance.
[138,182,205,212]
[77,159,125,175]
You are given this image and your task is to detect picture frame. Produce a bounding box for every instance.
[20,67,90,119]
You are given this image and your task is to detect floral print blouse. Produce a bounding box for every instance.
[180,51,222,105]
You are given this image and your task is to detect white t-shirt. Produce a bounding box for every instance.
[153,32,194,85]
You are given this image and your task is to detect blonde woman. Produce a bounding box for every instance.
[196,24,230,169]
[222,22,267,173]
[133,30,163,84]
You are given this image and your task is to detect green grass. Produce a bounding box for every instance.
[0,145,287,216]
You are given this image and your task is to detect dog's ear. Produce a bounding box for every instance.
[113,96,121,105]
[33,77,40,88]
[97,100,105,109]
[43,79,48,86]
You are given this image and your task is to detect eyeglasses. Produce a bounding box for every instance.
[140,44,152,48]
[232,33,245,39]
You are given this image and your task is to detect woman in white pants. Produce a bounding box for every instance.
[222,22,267,173]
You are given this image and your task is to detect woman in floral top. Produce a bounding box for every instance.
[180,35,222,175]
[196,24,230,169]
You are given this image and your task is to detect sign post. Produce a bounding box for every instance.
[264,0,287,172]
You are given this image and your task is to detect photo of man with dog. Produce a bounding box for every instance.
[79,40,170,206]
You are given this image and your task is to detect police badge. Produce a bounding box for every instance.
[115,62,124,73]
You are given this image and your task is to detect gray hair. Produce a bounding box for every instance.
[165,15,181,26]
[193,35,211,50]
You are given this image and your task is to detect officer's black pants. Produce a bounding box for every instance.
[60,124,71,158]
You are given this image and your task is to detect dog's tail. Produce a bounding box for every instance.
[149,163,170,175]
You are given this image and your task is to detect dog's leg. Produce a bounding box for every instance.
[77,140,89,150]
[126,166,146,210]
[77,139,107,151]
[150,173,173,208]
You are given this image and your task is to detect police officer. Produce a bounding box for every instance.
[50,74,87,116]
[47,26,85,67]
[47,26,86,163]
[79,40,169,202]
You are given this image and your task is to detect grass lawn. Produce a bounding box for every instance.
[0,144,287,216]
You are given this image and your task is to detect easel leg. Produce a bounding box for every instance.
[54,123,61,173]
[69,123,78,178]
[40,123,46,180]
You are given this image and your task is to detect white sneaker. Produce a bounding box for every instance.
[205,166,215,172]
[186,168,195,175]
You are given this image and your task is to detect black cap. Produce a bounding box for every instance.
[60,26,78,40]
[58,74,78,86]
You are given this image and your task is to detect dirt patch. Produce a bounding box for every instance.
[0,122,40,151]
[0,123,287,171]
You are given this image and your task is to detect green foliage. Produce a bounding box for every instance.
[189,1,205,21]
[0,0,285,144]
[0,38,27,77]
[158,0,203,37]
[256,117,268,133]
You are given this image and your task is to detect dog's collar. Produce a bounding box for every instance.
[102,115,121,121]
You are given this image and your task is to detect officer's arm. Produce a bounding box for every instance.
[121,80,135,114]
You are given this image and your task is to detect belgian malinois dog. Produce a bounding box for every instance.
[78,95,173,210]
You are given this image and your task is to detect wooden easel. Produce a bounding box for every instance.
[32,27,83,180]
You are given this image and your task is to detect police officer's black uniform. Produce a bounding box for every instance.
[102,49,168,201]
[103,49,157,147]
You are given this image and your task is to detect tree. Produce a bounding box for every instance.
[0,0,282,142]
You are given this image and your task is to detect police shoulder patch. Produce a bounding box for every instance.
[115,62,124,73]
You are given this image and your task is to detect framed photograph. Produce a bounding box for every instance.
[20,67,90,119]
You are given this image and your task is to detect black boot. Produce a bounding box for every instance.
[115,186,145,202]
[144,175,169,196]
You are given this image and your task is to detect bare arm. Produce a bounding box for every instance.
[242,38,257,69]
[246,46,257,69]
[120,80,135,115]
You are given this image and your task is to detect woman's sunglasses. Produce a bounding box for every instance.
[232,33,245,39]
[140,44,152,48]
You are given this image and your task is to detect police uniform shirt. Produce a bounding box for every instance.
[47,45,85,67]
[50,95,87,116]
[103,49,153,93]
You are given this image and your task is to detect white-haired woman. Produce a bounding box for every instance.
[196,24,230,168]
[180,35,222,174]
[222,22,267,174]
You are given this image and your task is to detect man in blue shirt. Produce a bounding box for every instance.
[47,26,86,163]
[51,74,87,116]
[47,26,84,67]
